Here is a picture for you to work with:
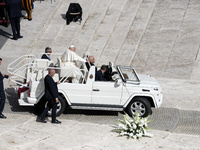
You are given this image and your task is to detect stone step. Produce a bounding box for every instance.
[131,0,179,76]
[26,0,64,54]
[69,0,115,56]
[53,0,97,53]
[33,0,97,53]
[131,0,197,80]
[96,0,144,65]
[0,0,63,72]
[31,0,68,57]
[163,0,200,79]
[113,0,158,67]
[31,0,97,56]
[86,0,135,65]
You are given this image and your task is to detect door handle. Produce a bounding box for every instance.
[93,89,100,91]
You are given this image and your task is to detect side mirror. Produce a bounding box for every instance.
[115,78,122,86]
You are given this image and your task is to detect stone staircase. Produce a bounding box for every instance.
[114,0,157,66]
[131,0,200,80]
[1,0,200,81]
[30,0,97,56]
[50,0,158,68]
[88,0,140,65]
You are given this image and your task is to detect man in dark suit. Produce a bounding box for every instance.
[41,47,52,61]
[0,58,11,119]
[5,0,23,40]
[37,69,61,124]
[95,65,107,81]
[85,56,97,72]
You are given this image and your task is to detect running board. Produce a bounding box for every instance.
[70,105,124,111]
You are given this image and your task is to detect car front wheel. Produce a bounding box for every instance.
[126,97,152,117]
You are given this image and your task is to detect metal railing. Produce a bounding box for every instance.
[7,55,35,86]
[7,54,88,86]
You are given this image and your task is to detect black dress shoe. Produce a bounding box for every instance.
[11,37,18,40]
[0,114,7,119]
[17,35,23,38]
[36,117,47,123]
[52,119,61,124]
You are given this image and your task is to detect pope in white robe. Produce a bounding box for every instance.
[60,45,86,83]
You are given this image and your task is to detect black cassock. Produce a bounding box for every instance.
[66,3,82,25]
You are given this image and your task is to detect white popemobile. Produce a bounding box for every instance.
[8,53,163,117]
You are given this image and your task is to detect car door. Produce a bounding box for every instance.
[91,81,122,105]
[58,83,92,104]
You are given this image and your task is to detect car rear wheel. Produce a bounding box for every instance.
[47,95,66,116]
[126,97,152,117]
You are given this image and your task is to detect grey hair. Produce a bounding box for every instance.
[48,68,55,74]
[45,47,52,53]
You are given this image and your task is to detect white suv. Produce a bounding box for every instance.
[9,55,163,117]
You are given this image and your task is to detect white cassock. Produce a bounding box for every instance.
[61,50,86,83]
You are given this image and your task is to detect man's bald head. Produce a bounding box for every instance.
[88,56,95,64]
[48,69,55,77]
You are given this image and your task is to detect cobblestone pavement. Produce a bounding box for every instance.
[3,89,200,136]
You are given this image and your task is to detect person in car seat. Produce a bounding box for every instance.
[41,47,52,61]
[95,65,107,81]
[61,45,86,83]
[85,56,97,72]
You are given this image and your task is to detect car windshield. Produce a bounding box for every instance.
[118,66,139,82]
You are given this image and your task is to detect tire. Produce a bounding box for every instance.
[126,97,152,117]
[47,95,66,116]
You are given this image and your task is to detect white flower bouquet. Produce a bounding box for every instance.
[112,112,153,139]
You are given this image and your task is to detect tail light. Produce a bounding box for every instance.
[28,89,30,97]
[18,87,29,99]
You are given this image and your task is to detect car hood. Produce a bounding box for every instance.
[126,74,160,87]
[138,74,160,86]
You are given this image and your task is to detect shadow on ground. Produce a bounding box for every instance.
[0,28,11,38]
[5,87,34,114]
[61,14,66,20]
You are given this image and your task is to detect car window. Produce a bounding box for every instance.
[118,67,139,82]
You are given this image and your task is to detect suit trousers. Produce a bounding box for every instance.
[0,91,6,114]
[10,17,21,38]
[40,98,57,122]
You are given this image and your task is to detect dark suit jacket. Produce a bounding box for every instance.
[85,62,97,72]
[41,54,51,61]
[44,74,58,100]
[95,70,106,81]
[5,0,23,18]
[0,72,8,92]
